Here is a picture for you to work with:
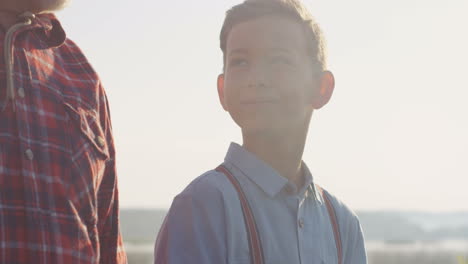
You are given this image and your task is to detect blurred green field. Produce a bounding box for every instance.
[127,252,152,264]
[368,251,467,264]
[127,248,468,264]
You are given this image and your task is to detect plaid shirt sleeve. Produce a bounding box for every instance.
[96,87,127,263]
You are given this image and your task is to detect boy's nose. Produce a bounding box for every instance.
[247,63,269,89]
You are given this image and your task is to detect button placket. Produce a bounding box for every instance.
[298,204,305,229]
[298,218,305,229]
[297,200,306,263]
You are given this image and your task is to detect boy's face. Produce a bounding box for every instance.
[218,16,328,135]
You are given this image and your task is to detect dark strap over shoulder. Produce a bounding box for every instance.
[217,165,342,264]
[216,165,265,264]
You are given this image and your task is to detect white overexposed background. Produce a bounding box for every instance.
[57,0,468,212]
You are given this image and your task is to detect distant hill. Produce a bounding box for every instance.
[358,211,426,241]
[358,211,468,241]
[120,209,468,243]
[120,209,167,243]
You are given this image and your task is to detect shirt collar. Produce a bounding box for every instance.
[0,13,66,48]
[31,13,66,48]
[224,142,317,199]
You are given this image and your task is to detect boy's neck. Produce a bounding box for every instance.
[242,126,309,189]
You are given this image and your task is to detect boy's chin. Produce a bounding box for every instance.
[239,121,284,137]
[237,116,307,139]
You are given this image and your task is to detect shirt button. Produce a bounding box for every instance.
[18,87,25,98]
[95,136,105,147]
[298,219,304,229]
[25,149,34,160]
[285,185,294,194]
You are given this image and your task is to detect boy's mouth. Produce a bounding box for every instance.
[240,97,279,105]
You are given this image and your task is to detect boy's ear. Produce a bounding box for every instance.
[311,71,335,109]
[217,74,228,111]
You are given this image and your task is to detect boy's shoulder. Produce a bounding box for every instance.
[320,186,358,214]
[174,169,237,205]
[317,185,363,234]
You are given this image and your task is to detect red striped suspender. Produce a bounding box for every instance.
[216,165,343,264]
[315,185,343,264]
[216,165,265,264]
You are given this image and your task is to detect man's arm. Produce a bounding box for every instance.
[96,86,127,264]
[154,179,227,264]
[97,156,127,263]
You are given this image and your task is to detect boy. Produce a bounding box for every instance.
[155,0,367,263]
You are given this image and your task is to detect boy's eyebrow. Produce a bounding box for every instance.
[268,47,294,54]
[228,47,294,57]
[228,49,248,57]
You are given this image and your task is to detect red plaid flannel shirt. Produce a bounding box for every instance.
[0,14,127,263]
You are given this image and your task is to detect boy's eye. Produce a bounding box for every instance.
[229,58,248,67]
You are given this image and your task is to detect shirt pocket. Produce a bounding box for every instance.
[63,102,109,160]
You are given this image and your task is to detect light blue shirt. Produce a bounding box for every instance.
[155,143,367,264]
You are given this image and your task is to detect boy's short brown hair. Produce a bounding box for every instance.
[220,0,327,72]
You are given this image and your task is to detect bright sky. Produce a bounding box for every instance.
[57,0,468,212]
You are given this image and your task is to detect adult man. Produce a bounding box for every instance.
[155,0,367,263]
[0,0,127,263]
